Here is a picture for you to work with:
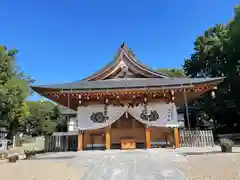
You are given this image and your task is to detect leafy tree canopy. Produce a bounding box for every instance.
[25,101,67,135]
[157,68,186,77]
[0,45,33,134]
[182,5,240,133]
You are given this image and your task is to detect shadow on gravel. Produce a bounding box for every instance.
[183,151,240,156]
[34,149,45,154]
[84,147,105,151]
[30,155,76,160]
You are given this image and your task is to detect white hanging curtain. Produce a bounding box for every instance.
[128,102,179,128]
[77,104,127,130]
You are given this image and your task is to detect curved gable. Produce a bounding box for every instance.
[82,43,169,81]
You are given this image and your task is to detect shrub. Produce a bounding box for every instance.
[8,155,18,163]
[220,138,234,147]
[220,138,234,152]
[24,148,36,159]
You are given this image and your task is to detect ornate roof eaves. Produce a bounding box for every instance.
[31,77,224,93]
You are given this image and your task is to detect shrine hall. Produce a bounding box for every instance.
[31,43,224,150]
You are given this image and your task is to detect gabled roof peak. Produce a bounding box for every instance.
[120,42,136,59]
[82,43,169,81]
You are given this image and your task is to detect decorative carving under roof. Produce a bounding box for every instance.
[82,42,169,81]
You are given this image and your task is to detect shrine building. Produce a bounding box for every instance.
[31,43,224,150]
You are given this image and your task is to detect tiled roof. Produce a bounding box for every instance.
[31,77,224,91]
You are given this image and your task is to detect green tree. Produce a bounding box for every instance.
[182,5,240,133]
[183,24,229,78]
[0,45,32,135]
[26,101,53,135]
[51,106,68,132]
[26,100,64,135]
[157,68,186,77]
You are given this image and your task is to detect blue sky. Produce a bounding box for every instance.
[1,0,239,100]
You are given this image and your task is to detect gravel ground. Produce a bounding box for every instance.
[1,148,240,180]
[176,153,240,180]
[0,150,187,180]
[0,160,82,180]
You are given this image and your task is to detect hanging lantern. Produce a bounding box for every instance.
[78,94,82,99]
[144,97,147,103]
[211,86,217,98]
[152,93,156,98]
[105,98,109,104]
[211,91,216,98]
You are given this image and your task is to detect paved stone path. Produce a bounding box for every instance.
[35,149,188,180]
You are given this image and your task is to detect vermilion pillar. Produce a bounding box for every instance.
[105,126,111,150]
[145,127,151,149]
[77,131,83,151]
[174,127,180,148]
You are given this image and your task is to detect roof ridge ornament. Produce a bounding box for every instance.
[121,42,125,48]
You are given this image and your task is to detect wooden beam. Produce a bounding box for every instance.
[174,128,180,148]
[77,131,83,151]
[105,126,111,150]
[145,127,151,149]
